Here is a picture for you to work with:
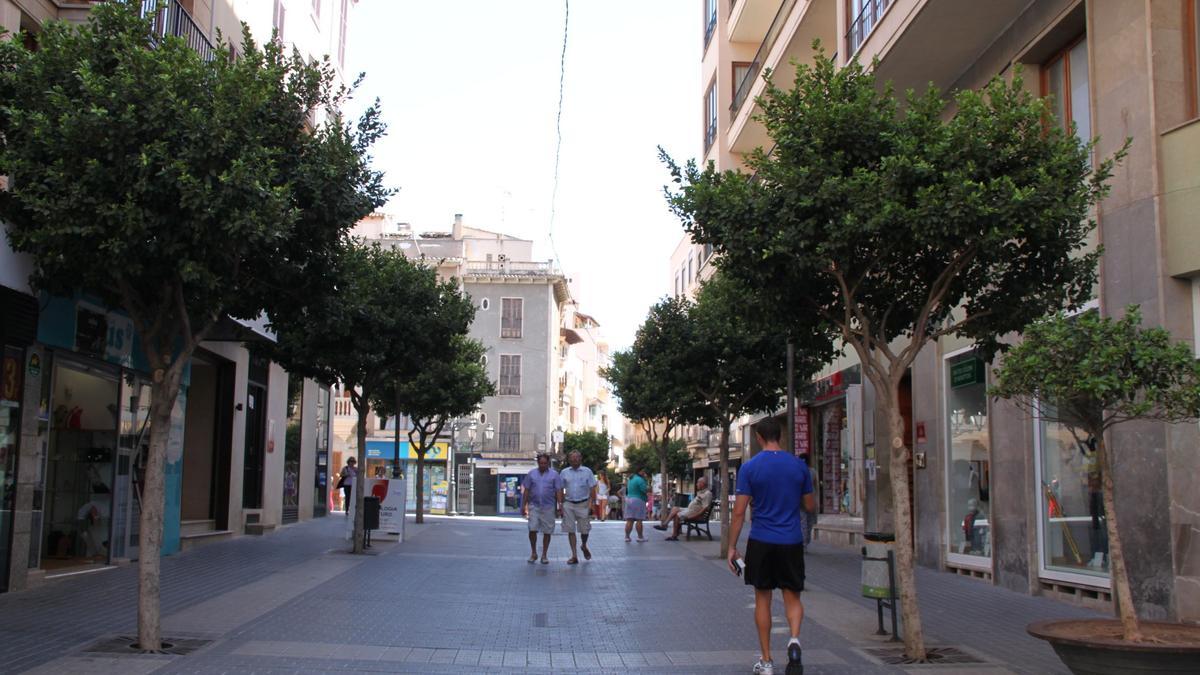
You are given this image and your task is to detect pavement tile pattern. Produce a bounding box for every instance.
[0,514,1101,674]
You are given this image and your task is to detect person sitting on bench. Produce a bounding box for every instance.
[654,477,713,541]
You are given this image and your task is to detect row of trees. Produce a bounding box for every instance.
[0,1,493,651]
[655,46,1200,656]
[605,272,824,558]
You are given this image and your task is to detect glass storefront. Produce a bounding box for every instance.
[1,346,25,590]
[944,352,991,561]
[1038,404,1108,579]
[313,385,329,517]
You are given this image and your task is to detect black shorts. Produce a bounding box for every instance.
[744,538,805,591]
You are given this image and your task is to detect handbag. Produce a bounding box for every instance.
[335,475,347,489]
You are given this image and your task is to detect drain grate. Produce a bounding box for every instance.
[84,635,212,657]
[533,612,549,627]
[862,646,984,666]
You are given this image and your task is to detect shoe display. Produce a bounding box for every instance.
[753,658,775,674]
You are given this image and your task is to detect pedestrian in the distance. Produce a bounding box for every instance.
[594,471,610,521]
[559,450,597,564]
[338,456,357,512]
[726,417,814,675]
[521,454,562,564]
[623,467,650,543]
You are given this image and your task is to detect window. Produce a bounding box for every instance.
[1036,403,1108,580]
[498,355,522,396]
[499,412,521,453]
[732,62,752,98]
[501,298,523,338]
[703,80,718,152]
[944,350,991,562]
[704,0,717,48]
[480,297,490,311]
[338,0,349,68]
[480,354,488,367]
[1042,37,1091,146]
[273,0,286,42]
[704,243,714,263]
[1187,0,1199,119]
[847,0,892,55]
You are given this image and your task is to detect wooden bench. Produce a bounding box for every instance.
[682,499,716,541]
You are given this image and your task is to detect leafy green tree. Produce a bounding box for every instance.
[623,440,690,482]
[563,430,612,475]
[663,51,1121,659]
[265,244,447,549]
[0,2,384,651]
[374,334,494,524]
[991,306,1200,642]
[691,273,830,555]
[605,298,711,503]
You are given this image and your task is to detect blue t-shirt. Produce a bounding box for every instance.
[736,450,814,545]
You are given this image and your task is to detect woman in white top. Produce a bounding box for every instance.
[594,471,611,521]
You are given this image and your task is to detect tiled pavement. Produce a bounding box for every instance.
[0,514,1101,674]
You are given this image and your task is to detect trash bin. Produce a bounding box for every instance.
[861,532,895,599]
[363,496,381,531]
[861,532,899,641]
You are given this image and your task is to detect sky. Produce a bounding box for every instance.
[344,0,700,352]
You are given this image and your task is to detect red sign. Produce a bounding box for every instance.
[794,406,810,456]
[811,371,846,403]
[1,354,20,406]
[916,422,927,445]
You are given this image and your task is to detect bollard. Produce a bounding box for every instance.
[861,532,900,642]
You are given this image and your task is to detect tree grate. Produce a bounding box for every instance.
[862,646,985,666]
[83,635,212,657]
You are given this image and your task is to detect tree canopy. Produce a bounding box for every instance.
[623,440,690,480]
[661,49,1122,659]
[0,1,385,650]
[562,430,612,475]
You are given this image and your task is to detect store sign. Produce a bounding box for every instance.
[793,406,809,455]
[950,358,985,389]
[1,352,20,407]
[811,372,845,403]
[364,440,449,460]
[364,478,405,537]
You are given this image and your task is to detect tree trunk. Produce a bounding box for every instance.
[1096,435,1141,641]
[352,396,367,554]
[415,448,426,524]
[136,356,186,652]
[392,388,402,478]
[658,438,670,514]
[718,422,731,558]
[882,375,927,661]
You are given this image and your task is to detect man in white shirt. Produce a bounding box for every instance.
[655,476,713,541]
[559,450,597,564]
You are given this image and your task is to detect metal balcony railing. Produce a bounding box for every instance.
[463,260,560,277]
[846,0,891,56]
[142,0,216,61]
[731,0,797,115]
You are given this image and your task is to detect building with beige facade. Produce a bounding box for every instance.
[0,0,356,592]
[694,0,1200,623]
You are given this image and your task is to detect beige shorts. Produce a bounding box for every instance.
[561,500,592,534]
[527,506,556,534]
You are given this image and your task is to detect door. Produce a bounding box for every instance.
[242,382,266,509]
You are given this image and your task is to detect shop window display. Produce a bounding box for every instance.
[1039,406,1108,578]
[945,353,991,559]
[1,346,25,589]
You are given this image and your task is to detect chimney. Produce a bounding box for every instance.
[453,213,463,240]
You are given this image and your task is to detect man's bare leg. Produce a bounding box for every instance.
[782,588,804,638]
[567,532,578,560]
[541,532,552,561]
[754,588,774,663]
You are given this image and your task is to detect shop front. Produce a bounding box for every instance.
[798,367,865,519]
[943,349,992,570]
[30,294,186,575]
[474,457,535,516]
[363,439,450,514]
[1,284,39,591]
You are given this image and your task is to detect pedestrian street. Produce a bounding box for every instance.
[0,514,1101,674]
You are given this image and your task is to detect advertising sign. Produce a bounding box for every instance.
[364,478,406,541]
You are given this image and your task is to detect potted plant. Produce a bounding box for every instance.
[992,305,1200,674]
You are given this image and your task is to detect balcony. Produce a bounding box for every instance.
[142,0,215,62]
[855,0,1030,98]
[463,260,561,277]
[728,0,835,155]
[1162,119,1200,277]
[727,0,783,44]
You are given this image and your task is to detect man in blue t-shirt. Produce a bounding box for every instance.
[727,417,815,675]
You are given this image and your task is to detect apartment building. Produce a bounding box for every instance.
[697,0,1200,622]
[352,213,583,517]
[0,0,355,592]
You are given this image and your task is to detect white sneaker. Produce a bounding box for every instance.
[753,658,775,674]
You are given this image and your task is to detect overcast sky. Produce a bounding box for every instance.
[345,0,700,351]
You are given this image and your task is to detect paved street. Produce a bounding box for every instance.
[0,514,1100,674]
